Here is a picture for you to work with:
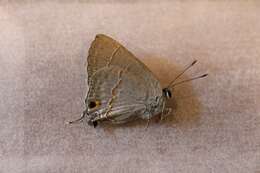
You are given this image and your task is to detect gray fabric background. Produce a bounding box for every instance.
[0,1,260,173]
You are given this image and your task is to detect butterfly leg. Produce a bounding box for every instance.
[145,112,154,129]
[145,118,151,129]
[160,108,172,121]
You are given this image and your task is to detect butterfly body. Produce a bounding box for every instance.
[68,34,207,127]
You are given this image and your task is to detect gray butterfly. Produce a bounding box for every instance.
[69,34,207,127]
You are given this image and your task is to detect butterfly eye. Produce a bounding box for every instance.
[88,100,101,109]
[162,88,172,99]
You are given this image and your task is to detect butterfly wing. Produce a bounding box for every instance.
[87,34,160,94]
[86,34,162,123]
[88,66,148,123]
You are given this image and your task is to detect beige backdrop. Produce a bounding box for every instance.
[0,1,260,173]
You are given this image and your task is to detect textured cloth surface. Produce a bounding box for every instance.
[0,1,260,173]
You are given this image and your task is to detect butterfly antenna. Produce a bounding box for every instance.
[170,73,208,87]
[167,60,197,88]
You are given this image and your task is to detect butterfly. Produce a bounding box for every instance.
[68,34,207,128]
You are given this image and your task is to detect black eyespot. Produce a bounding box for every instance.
[88,101,96,108]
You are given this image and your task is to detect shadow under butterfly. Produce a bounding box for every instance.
[68,34,207,128]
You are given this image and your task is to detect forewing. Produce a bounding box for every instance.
[86,34,161,98]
